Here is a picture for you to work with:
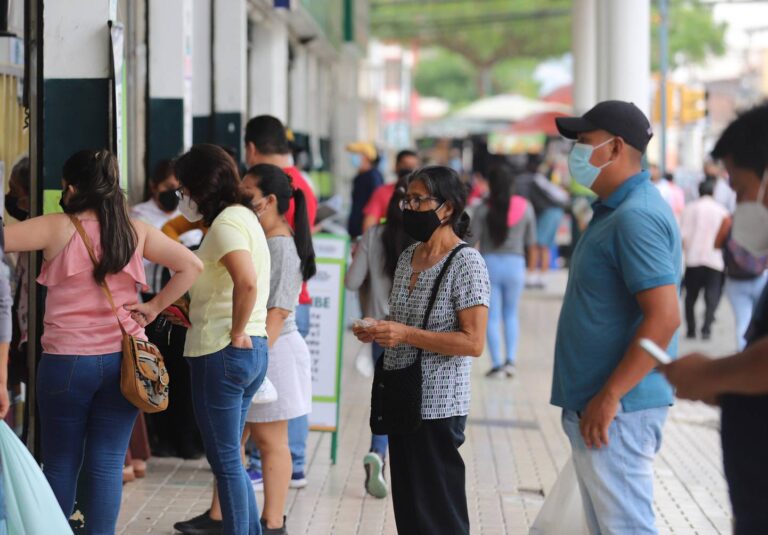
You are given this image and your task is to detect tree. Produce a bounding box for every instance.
[652,0,727,70]
[413,49,478,106]
[372,0,571,97]
[373,0,727,103]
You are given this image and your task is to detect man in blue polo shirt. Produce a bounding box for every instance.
[552,101,682,534]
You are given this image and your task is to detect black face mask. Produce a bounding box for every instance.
[402,206,445,243]
[4,196,28,221]
[158,190,180,212]
[59,191,70,213]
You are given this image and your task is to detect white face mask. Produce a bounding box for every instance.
[732,170,768,257]
[178,195,203,222]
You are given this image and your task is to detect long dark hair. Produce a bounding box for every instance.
[61,149,137,283]
[486,165,515,247]
[174,144,253,227]
[408,166,471,239]
[245,164,317,281]
[381,185,415,280]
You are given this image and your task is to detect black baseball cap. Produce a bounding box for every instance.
[555,100,653,153]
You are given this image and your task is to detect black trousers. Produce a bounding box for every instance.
[684,266,724,335]
[144,318,203,457]
[388,416,469,535]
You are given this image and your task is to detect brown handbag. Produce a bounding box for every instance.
[70,216,170,413]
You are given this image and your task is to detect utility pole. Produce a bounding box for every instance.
[659,0,669,176]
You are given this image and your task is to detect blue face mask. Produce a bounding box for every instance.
[350,153,363,170]
[568,137,615,190]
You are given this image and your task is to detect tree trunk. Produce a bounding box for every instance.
[476,65,493,97]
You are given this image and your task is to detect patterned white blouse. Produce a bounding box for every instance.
[384,243,491,419]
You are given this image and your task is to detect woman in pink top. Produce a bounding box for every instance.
[4,150,202,534]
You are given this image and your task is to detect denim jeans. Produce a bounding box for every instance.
[187,338,268,535]
[561,406,668,535]
[37,353,139,535]
[725,273,768,350]
[484,253,526,368]
[370,342,388,457]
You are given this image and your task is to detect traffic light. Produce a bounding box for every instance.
[679,86,707,124]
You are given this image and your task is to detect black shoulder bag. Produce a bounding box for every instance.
[370,244,468,435]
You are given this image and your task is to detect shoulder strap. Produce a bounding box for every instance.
[420,243,468,331]
[69,215,127,336]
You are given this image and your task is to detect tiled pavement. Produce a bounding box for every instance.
[118,272,735,534]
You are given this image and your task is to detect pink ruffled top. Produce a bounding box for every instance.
[37,219,148,355]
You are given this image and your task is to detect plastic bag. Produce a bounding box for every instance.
[0,421,73,535]
[354,343,374,378]
[251,377,278,404]
[530,457,589,535]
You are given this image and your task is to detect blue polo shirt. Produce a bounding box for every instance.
[551,171,681,412]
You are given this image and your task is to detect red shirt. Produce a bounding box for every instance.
[363,183,396,224]
[283,166,317,305]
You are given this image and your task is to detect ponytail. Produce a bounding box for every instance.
[291,188,317,281]
[245,163,316,281]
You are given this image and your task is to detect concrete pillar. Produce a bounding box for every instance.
[213,0,247,161]
[192,0,212,145]
[41,0,113,212]
[148,0,193,176]
[289,45,310,133]
[249,18,288,122]
[596,0,610,102]
[604,0,651,116]
[572,0,598,114]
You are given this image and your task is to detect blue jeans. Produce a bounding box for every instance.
[484,253,526,368]
[187,338,268,535]
[370,342,388,457]
[37,353,139,535]
[562,407,668,535]
[725,274,768,350]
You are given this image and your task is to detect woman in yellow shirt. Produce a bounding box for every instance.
[173,144,270,535]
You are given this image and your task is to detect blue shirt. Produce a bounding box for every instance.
[551,171,682,412]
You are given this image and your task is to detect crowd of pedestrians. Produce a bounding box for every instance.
[0,93,766,535]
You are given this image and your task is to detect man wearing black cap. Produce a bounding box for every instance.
[550,101,682,533]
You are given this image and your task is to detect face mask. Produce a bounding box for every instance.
[178,195,203,222]
[568,137,615,190]
[732,171,768,257]
[350,153,363,170]
[402,203,445,242]
[59,189,71,213]
[157,190,180,212]
[5,196,28,221]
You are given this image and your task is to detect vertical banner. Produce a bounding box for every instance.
[307,234,348,461]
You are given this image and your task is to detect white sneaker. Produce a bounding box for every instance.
[251,377,278,404]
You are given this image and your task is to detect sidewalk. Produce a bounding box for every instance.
[118,271,733,534]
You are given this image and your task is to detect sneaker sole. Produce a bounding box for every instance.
[363,453,388,499]
[290,478,307,489]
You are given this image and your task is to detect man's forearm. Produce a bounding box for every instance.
[602,319,677,399]
[711,337,768,395]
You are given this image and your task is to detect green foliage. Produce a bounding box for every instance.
[413,49,478,105]
[652,0,727,70]
[377,0,727,103]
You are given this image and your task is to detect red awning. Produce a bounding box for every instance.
[509,110,569,136]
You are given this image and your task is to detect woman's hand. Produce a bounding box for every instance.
[352,318,377,343]
[231,332,253,349]
[124,302,160,328]
[368,320,412,348]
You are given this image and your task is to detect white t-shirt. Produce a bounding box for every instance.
[680,196,729,271]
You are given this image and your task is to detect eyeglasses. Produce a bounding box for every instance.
[174,187,186,200]
[398,196,440,211]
